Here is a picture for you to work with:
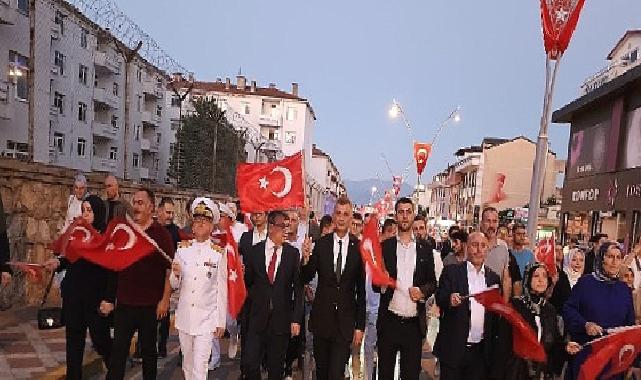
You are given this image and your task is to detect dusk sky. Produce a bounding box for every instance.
[115,0,641,182]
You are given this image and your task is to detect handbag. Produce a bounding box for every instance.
[37,271,64,330]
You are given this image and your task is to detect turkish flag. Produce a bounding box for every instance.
[236,152,305,213]
[7,262,45,283]
[487,173,507,204]
[540,0,586,60]
[579,326,641,380]
[359,216,395,287]
[474,288,547,362]
[535,236,557,279]
[49,217,101,262]
[414,142,432,176]
[67,217,165,271]
[225,226,247,318]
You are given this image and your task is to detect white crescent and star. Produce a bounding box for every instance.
[106,224,137,251]
[257,166,293,198]
[619,344,635,363]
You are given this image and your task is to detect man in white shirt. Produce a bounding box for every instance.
[170,197,227,380]
[433,232,501,380]
[63,174,88,229]
[227,202,248,243]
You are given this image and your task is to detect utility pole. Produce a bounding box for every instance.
[169,75,194,184]
[112,35,142,180]
[27,0,35,161]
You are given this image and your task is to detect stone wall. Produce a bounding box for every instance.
[0,158,230,306]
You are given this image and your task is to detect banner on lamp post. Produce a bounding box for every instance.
[414,142,432,176]
[540,0,586,59]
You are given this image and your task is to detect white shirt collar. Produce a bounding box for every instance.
[333,232,350,245]
[467,261,485,275]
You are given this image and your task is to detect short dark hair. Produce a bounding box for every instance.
[382,218,397,233]
[451,230,468,243]
[512,222,526,233]
[448,225,460,235]
[481,207,498,220]
[335,196,352,208]
[138,188,155,207]
[267,210,287,225]
[414,214,427,224]
[320,215,333,230]
[395,197,414,213]
[309,211,315,219]
[353,212,363,221]
[158,197,174,209]
[364,213,370,219]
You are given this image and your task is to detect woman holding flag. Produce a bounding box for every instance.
[44,194,116,380]
[563,241,635,379]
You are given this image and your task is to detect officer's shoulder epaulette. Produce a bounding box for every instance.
[210,242,225,253]
[178,240,193,249]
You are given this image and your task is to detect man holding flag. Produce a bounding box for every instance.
[107,189,175,380]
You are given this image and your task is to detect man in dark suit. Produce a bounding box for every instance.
[433,232,501,380]
[243,210,303,380]
[374,197,437,380]
[301,196,366,380]
[239,211,268,257]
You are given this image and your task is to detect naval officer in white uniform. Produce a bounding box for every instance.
[170,197,228,380]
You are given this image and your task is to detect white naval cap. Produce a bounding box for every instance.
[191,197,220,223]
[218,202,235,219]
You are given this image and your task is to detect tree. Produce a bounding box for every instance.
[170,98,246,195]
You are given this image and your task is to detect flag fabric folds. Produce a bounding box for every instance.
[225,226,247,319]
[359,215,395,287]
[49,217,101,262]
[535,236,557,279]
[413,142,432,176]
[473,288,547,362]
[579,326,641,380]
[540,0,586,59]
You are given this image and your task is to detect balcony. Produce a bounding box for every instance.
[139,167,149,179]
[142,81,164,99]
[0,82,12,120]
[140,138,158,152]
[259,114,282,127]
[454,155,480,173]
[94,51,120,74]
[141,110,160,126]
[91,156,117,172]
[0,1,16,25]
[92,120,118,139]
[93,87,119,109]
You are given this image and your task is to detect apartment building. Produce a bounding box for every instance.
[0,0,172,183]
[310,144,346,216]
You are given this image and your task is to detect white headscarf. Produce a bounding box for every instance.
[564,248,585,288]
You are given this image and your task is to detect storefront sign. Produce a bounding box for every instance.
[627,183,641,198]
[571,188,600,202]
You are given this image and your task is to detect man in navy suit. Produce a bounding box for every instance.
[433,232,501,380]
[243,211,303,380]
[374,197,437,380]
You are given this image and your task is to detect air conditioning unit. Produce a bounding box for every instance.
[51,66,60,75]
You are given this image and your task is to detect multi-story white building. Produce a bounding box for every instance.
[0,0,172,183]
[309,144,346,216]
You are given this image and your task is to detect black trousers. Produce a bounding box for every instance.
[377,314,422,380]
[244,327,289,380]
[313,334,351,380]
[107,305,158,380]
[439,342,486,380]
[285,310,306,372]
[63,296,112,380]
[157,314,169,352]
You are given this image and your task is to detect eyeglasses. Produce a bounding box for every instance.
[351,222,363,227]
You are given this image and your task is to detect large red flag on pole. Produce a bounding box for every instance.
[535,235,557,279]
[474,288,547,362]
[359,215,395,287]
[413,142,432,176]
[225,226,247,319]
[540,0,586,60]
[236,152,305,213]
[579,326,641,380]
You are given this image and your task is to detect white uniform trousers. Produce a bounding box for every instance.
[179,331,213,380]
[210,313,238,365]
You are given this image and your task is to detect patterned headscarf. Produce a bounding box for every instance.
[519,262,550,316]
[592,241,623,283]
[565,248,585,288]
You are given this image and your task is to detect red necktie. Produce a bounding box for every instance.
[267,246,278,284]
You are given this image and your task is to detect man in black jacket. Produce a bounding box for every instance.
[301,196,366,380]
[243,210,303,380]
[238,211,268,258]
[374,197,437,380]
[433,232,501,380]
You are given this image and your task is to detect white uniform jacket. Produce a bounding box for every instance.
[170,239,228,335]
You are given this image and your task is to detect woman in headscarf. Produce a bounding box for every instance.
[564,248,585,289]
[550,244,572,316]
[562,242,635,380]
[44,195,116,379]
[501,262,580,379]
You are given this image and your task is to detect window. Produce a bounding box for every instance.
[76,138,86,157]
[9,51,28,101]
[17,0,28,14]
[286,107,297,121]
[137,95,142,112]
[154,158,159,170]
[78,64,88,85]
[113,82,119,97]
[53,92,64,114]
[136,69,142,82]
[111,115,118,128]
[53,132,65,154]
[109,147,118,160]
[94,73,99,87]
[270,104,278,118]
[80,28,88,48]
[631,48,638,63]
[171,95,181,107]
[4,140,28,159]
[242,102,250,115]
[156,105,162,117]
[77,102,87,121]
[156,133,161,144]
[54,11,65,35]
[54,51,65,75]
[285,131,296,144]
[132,153,139,168]
[134,125,140,141]
[268,130,279,141]
[169,143,175,157]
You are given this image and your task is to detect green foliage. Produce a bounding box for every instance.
[169,98,246,195]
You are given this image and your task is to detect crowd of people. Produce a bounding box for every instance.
[1,172,641,380]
